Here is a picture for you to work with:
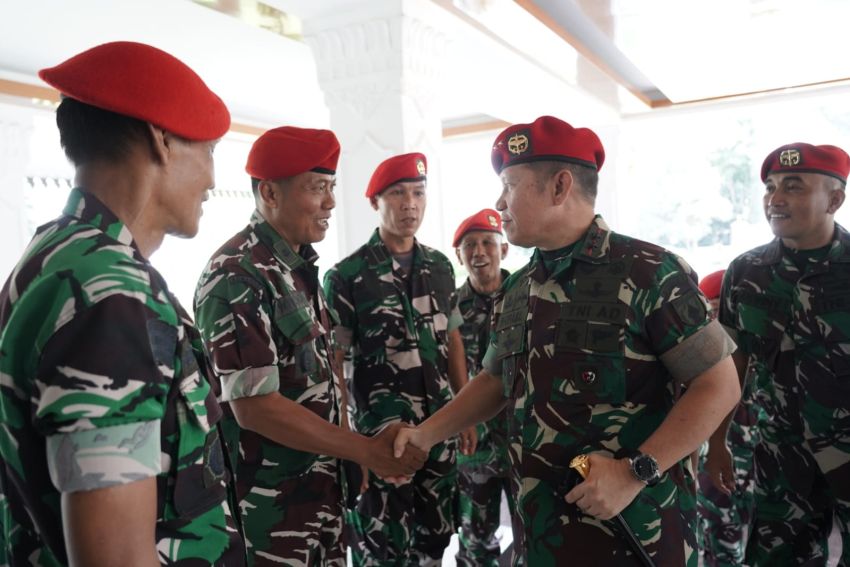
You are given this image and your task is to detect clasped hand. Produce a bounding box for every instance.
[362,422,427,485]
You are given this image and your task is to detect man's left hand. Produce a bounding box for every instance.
[564,453,645,520]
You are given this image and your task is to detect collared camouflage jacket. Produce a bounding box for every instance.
[456,272,510,477]
[720,224,850,447]
[0,189,244,566]
[482,215,733,566]
[323,228,461,436]
[194,210,342,492]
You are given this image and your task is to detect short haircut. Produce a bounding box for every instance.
[529,160,598,204]
[55,97,150,166]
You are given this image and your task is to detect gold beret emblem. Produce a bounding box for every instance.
[416,159,426,175]
[487,214,498,228]
[779,149,801,167]
[507,133,529,155]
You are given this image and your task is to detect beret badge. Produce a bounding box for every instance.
[779,149,801,167]
[487,214,498,228]
[416,159,427,176]
[508,131,530,155]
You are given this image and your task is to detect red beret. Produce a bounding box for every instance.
[453,208,502,247]
[761,143,850,184]
[366,153,427,198]
[38,41,229,141]
[491,116,605,174]
[699,270,725,300]
[246,126,340,179]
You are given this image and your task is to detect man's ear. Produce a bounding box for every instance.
[455,247,463,265]
[369,196,380,211]
[551,168,574,205]
[500,242,508,260]
[146,123,169,165]
[258,180,279,209]
[827,187,846,214]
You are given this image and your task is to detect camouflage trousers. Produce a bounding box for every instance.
[347,441,456,567]
[239,460,345,567]
[696,424,757,566]
[745,437,850,566]
[455,465,515,567]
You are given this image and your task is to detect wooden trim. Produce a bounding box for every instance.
[514,0,661,107]
[0,78,60,103]
[656,76,850,108]
[443,119,510,138]
[0,78,264,137]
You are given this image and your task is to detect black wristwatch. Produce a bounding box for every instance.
[628,452,661,486]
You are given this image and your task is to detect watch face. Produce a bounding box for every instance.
[633,455,658,482]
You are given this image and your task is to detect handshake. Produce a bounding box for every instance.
[354,422,478,487]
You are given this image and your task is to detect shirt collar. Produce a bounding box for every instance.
[365,227,431,268]
[530,214,612,282]
[63,188,138,251]
[250,210,318,270]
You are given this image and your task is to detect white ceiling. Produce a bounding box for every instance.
[3,0,849,130]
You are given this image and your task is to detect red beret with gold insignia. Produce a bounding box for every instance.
[698,269,725,301]
[246,126,340,179]
[453,208,502,247]
[491,115,605,174]
[39,41,230,141]
[366,152,427,198]
[761,143,850,183]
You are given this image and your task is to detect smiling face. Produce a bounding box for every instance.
[371,180,427,240]
[262,171,336,250]
[763,171,845,250]
[455,230,507,291]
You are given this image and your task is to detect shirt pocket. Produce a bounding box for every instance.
[172,338,227,519]
[550,320,626,405]
[273,293,324,389]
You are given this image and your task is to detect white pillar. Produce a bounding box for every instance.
[303,0,450,257]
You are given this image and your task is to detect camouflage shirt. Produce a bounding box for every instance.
[456,272,510,477]
[481,215,734,566]
[194,210,342,490]
[720,225,850,446]
[323,229,462,435]
[0,189,244,566]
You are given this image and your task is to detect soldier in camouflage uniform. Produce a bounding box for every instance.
[696,269,758,567]
[712,143,850,566]
[324,152,476,566]
[452,209,516,566]
[194,128,427,567]
[0,42,246,566]
[394,116,741,566]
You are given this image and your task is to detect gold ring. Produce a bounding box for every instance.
[569,454,591,480]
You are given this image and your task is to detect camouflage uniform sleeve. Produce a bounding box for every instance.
[480,291,506,377]
[648,255,735,383]
[447,296,463,332]
[717,262,739,343]
[35,295,166,493]
[323,266,355,351]
[194,271,280,402]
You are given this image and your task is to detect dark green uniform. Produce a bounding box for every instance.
[194,211,345,566]
[696,390,758,566]
[323,229,461,566]
[0,189,245,566]
[721,225,850,566]
[455,271,516,567]
[481,215,734,566]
